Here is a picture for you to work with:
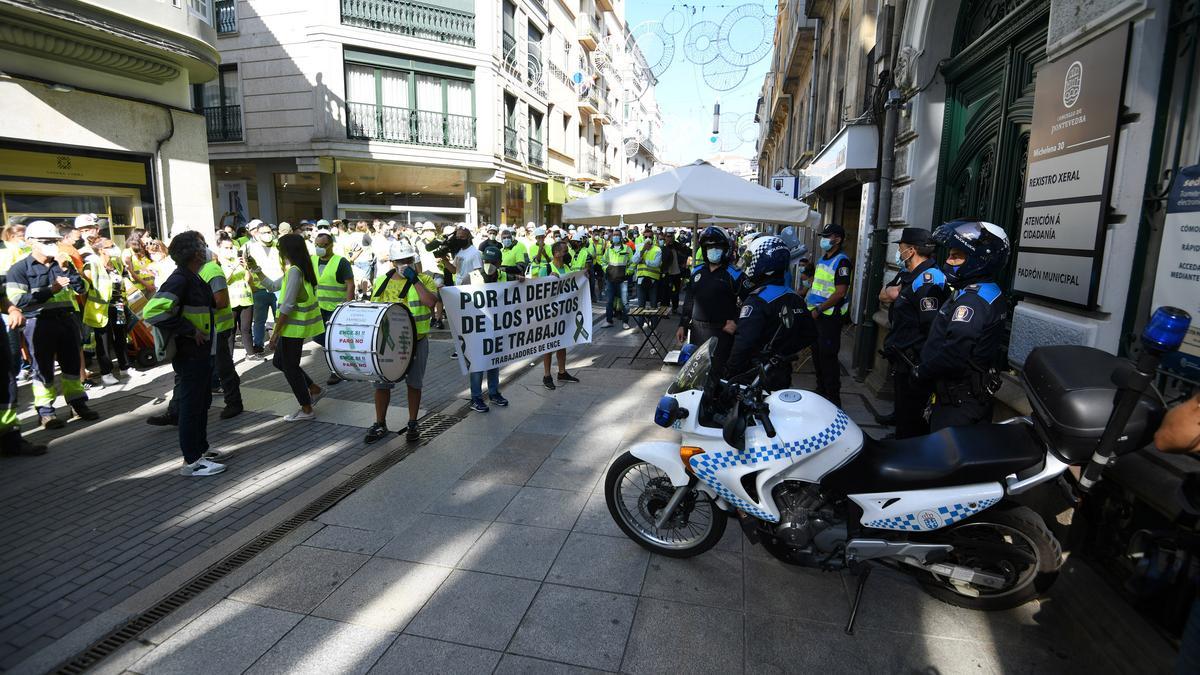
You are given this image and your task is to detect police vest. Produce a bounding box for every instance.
[372,272,432,338]
[636,245,662,280]
[278,266,323,339]
[312,254,347,311]
[83,259,113,329]
[199,261,235,333]
[807,252,850,315]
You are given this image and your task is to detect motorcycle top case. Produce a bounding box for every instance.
[1021,345,1164,463]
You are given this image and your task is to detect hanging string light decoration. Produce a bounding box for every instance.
[719,4,773,67]
[683,20,721,65]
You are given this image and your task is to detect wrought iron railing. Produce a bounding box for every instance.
[584,153,599,177]
[547,61,573,88]
[204,105,242,142]
[501,32,519,76]
[503,125,519,158]
[346,102,476,148]
[341,0,475,47]
[214,0,237,33]
[528,138,544,168]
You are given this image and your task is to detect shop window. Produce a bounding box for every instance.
[274,173,322,224]
[345,57,476,149]
[194,65,242,143]
[336,161,465,210]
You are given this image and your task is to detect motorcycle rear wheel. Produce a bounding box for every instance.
[915,505,1062,610]
[605,451,727,558]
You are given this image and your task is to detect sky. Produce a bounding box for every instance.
[623,0,775,167]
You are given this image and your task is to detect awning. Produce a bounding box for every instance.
[801,124,878,196]
[548,179,597,204]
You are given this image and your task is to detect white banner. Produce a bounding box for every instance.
[439,272,593,374]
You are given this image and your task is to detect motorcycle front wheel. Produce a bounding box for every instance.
[915,505,1062,611]
[605,451,727,558]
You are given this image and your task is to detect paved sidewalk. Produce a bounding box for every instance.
[86,343,1175,675]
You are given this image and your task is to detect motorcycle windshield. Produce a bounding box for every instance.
[668,337,716,394]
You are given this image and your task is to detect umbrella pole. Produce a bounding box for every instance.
[692,214,699,265]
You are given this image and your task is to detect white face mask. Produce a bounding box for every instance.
[314,246,327,257]
[819,237,833,251]
[38,242,59,257]
[106,247,120,257]
[502,237,513,248]
[705,248,723,264]
[483,263,498,276]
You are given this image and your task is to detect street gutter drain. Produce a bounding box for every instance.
[54,412,464,675]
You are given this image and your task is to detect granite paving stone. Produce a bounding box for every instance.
[457,522,569,580]
[374,514,490,567]
[526,458,607,492]
[421,480,521,521]
[228,546,369,614]
[572,492,625,538]
[367,634,501,675]
[459,447,548,486]
[621,597,744,675]
[492,654,611,675]
[546,531,650,595]
[244,616,396,675]
[641,549,744,611]
[743,556,849,626]
[509,583,638,670]
[311,558,450,632]
[129,599,302,675]
[403,570,539,650]
[497,486,590,530]
[302,526,394,556]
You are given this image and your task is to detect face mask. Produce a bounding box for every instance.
[106,247,120,257]
[483,263,497,276]
[219,248,236,259]
[259,233,273,243]
[819,237,833,251]
[502,237,513,248]
[611,235,621,243]
[314,246,327,257]
[705,248,723,264]
[39,242,58,257]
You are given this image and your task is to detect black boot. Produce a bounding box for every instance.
[71,402,100,421]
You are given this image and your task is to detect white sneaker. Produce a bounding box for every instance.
[100,374,120,386]
[114,368,128,380]
[181,458,226,476]
[623,322,630,330]
[284,409,315,422]
[203,449,229,461]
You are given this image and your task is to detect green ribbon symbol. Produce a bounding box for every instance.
[458,335,471,370]
[574,311,590,340]
[381,315,395,351]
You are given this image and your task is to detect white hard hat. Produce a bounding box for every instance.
[25,220,58,240]
[567,225,576,231]
[571,231,585,241]
[74,213,98,229]
[441,225,456,236]
[486,224,498,232]
[533,226,547,237]
[420,222,435,232]
[526,221,537,229]
[247,219,264,229]
[389,241,418,261]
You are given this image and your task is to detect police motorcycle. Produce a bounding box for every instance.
[605,303,1192,625]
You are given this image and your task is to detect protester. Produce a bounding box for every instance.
[466,245,509,412]
[677,226,740,370]
[632,232,662,324]
[260,233,323,421]
[533,241,580,390]
[364,241,437,443]
[144,231,224,476]
[244,220,282,357]
[199,249,244,418]
[445,224,482,286]
[311,229,355,382]
[82,236,129,385]
[500,227,529,279]
[215,233,253,358]
[529,226,553,277]
[123,229,159,295]
[0,286,45,457]
[604,229,632,329]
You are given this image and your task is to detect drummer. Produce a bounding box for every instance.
[364,241,437,444]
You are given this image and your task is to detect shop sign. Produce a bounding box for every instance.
[1013,25,1129,308]
[0,148,148,186]
[800,125,877,196]
[1151,164,1200,374]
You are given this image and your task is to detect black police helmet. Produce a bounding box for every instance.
[742,235,790,286]
[932,220,1009,286]
[698,226,730,262]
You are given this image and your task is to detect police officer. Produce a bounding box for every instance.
[726,235,816,390]
[805,223,852,407]
[676,226,741,370]
[912,220,1010,431]
[5,220,99,428]
[879,227,948,438]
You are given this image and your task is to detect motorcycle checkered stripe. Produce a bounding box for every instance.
[864,497,1000,532]
[690,410,851,523]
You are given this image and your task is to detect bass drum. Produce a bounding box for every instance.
[324,302,417,382]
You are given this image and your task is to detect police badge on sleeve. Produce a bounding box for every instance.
[920,297,938,311]
[952,306,974,323]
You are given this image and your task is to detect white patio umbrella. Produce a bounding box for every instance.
[562,160,813,226]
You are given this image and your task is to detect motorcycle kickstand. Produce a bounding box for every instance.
[844,563,872,635]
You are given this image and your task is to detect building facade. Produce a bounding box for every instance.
[0,0,220,240]
[202,0,661,231]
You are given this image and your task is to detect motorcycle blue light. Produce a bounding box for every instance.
[1141,306,1191,353]
[654,396,678,428]
[679,343,697,365]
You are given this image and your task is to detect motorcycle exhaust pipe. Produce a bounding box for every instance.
[654,476,698,530]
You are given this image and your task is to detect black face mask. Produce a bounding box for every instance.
[447,237,469,253]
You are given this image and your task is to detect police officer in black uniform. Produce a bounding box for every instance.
[725,235,816,391]
[879,227,948,438]
[677,227,741,370]
[912,220,1010,431]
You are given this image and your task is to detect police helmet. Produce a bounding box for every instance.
[697,226,730,262]
[777,226,809,263]
[742,235,790,284]
[933,220,1009,286]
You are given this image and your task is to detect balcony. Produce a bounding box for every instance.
[580,153,600,180]
[576,14,599,50]
[528,138,544,168]
[595,0,614,11]
[527,52,545,96]
[341,0,475,47]
[203,105,242,142]
[346,102,477,148]
[578,91,600,115]
[214,0,237,34]
[504,126,519,159]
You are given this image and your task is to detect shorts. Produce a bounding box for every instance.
[374,336,428,391]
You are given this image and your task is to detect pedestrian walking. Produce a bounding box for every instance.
[533,241,580,390]
[143,231,223,476]
[805,223,852,407]
[466,245,510,412]
[262,234,324,421]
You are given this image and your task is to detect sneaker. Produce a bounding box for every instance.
[40,415,64,430]
[252,345,265,355]
[283,409,315,422]
[219,404,244,420]
[203,449,229,461]
[16,369,31,383]
[71,403,100,421]
[181,458,226,477]
[543,376,556,390]
[0,439,47,456]
[557,371,580,384]
[405,421,421,442]
[605,320,613,327]
[146,413,178,426]
[488,394,509,407]
[364,422,389,444]
[450,351,458,359]
[469,399,489,413]
[622,322,630,330]
[100,374,120,386]
[246,352,265,361]
[113,368,128,380]
[309,386,324,403]
[326,373,342,386]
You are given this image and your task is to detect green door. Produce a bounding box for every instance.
[934,0,1050,290]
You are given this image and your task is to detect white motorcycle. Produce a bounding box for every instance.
[605,307,1191,628]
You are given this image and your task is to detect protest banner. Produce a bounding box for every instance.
[439,271,593,374]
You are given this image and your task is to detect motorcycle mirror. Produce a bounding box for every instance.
[723,398,747,451]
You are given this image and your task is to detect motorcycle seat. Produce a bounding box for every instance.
[822,424,1045,493]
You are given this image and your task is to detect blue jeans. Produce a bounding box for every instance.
[172,352,213,464]
[251,289,277,348]
[469,368,501,402]
[605,278,628,323]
